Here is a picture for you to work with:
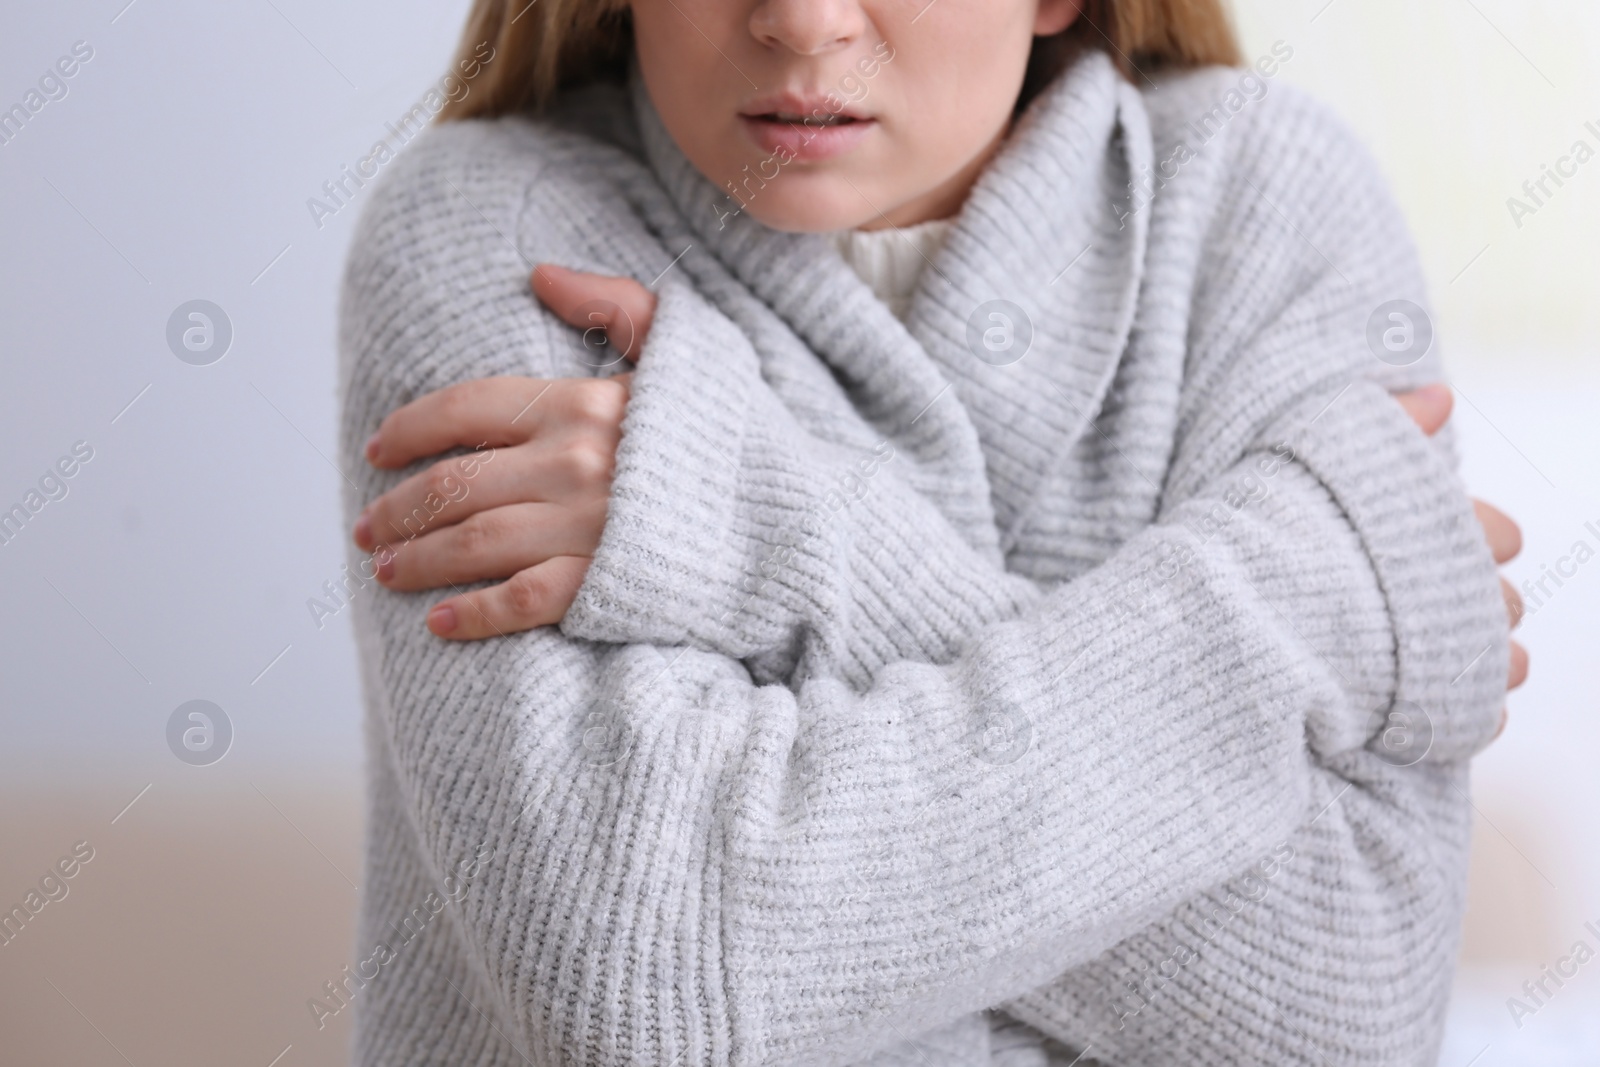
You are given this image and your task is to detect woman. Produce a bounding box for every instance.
[338,0,1526,1062]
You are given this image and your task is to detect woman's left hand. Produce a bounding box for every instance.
[351,264,655,639]
[1394,386,1528,699]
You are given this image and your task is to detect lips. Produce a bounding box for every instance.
[740,91,871,124]
[753,112,861,127]
[737,92,875,162]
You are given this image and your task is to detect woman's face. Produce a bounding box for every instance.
[627,0,1082,232]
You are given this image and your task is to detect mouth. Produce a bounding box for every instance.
[737,94,877,162]
[738,90,872,124]
[741,110,868,128]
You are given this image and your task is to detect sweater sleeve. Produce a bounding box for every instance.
[561,272,1505,769]
[991,396,1498,1066]
[993,355,1505,1067]
[560,274,1039,692]
[562,75,1508,767]
[999,759,1475,1067]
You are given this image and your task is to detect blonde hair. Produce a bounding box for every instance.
[437,0,1241,123]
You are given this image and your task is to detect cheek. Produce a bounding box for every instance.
[876,24,1031,164]
[632,2,751,170]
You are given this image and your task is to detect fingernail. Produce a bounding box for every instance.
[364,432,381,463]
[353,511,372,549]
[375,550,395,582]
[428,604,457,635]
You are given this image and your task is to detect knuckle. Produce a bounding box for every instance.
[443,380,480,414]
[456,513,494,556]
[431,388,462,428]
[504,571,550,617]
[560,439,615,485]
[424,463,460,502]
[568,379,628,427]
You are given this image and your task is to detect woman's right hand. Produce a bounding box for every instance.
[352,372,631,639]
[348,265,658,641]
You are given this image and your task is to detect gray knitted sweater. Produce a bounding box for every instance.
[337,49,1509,1067]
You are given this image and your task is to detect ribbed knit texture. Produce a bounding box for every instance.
[337,49,1509,1067]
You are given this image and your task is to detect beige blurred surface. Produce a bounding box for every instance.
[0,779,361,1067]
[1461,799,1568,966]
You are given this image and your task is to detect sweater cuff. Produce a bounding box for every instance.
[561,278,754,646]
[1267,380,1509,763]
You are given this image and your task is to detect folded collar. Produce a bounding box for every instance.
[628,47,1151,551]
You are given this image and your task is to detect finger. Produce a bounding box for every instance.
[1501,576,1525,628]
[375,502,604,591]
[365,376,554,469]
[1393,384,1453,437]
[1474,499,1523,564]
[426,555,592,639]
[531,263,657,362]
[355,431,618,551]
[1508,640,1529,691]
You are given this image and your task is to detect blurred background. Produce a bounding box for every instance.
[1,0,1595,1063]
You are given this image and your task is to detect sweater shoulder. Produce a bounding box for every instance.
[1140,59,1400,239]
[1139,62,1415,263]
[1137,62,1437,381]
[347,102,641,280]
[336,97,655,434]
[1133,63,1449,479]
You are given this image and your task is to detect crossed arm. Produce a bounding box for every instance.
[354,263,1526,681]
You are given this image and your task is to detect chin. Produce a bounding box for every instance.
[735,178,884,234]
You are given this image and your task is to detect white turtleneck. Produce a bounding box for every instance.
[829,217,954,321]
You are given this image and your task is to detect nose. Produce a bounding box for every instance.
[748,0,866,55]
